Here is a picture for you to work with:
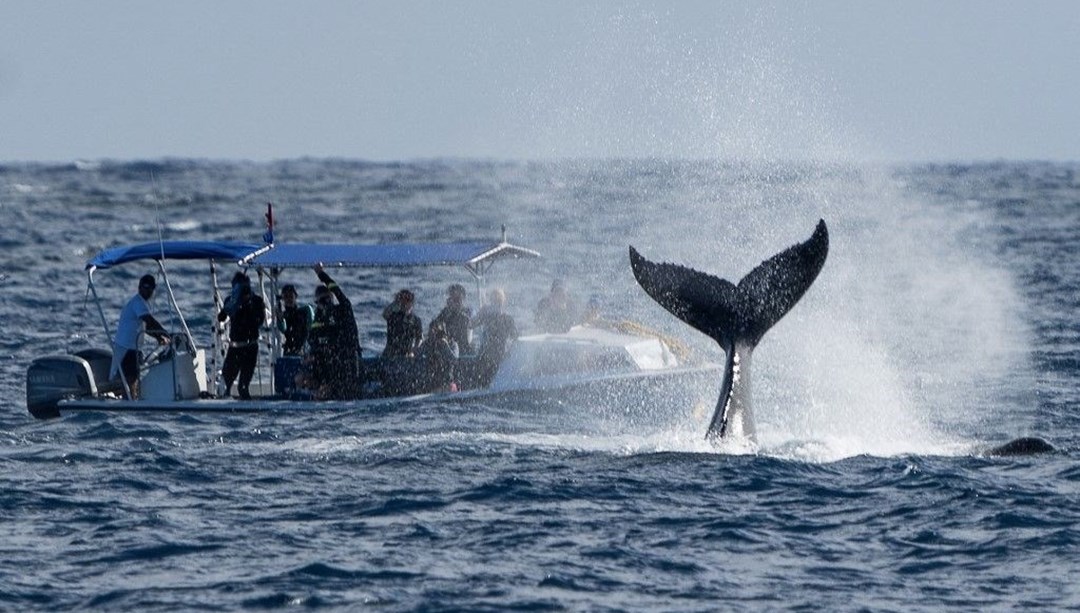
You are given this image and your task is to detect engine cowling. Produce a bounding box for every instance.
[26,355,97,419]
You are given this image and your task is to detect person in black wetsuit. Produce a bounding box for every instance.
[217,272,266,400]
[306,264,361,400]
[382,289,423,359]
[418,320,459,392]
[276,283,311,356]
[432,283,472,355]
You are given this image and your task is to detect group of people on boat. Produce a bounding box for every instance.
[209,264,371,401]
[373,282,520,397]
[272,269,521,400]
[113,266,595,402]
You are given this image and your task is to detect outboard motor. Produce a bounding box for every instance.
[26,355,98,419]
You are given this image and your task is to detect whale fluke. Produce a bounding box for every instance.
[629,219,829,441]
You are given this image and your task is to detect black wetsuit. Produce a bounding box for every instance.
[419,334,457,392]
[476,313,518,385]
[432,305,472,355]
[383,310,422,359]
[308,271,361,399]
[280,304,310,356]
[218,286,266,400]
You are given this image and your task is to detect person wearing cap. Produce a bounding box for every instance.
[431,283,472,354]
[110,274,170,400]
[306,263,361,399]
[276,283,311,356]
[534,278,580,333]
[217,271,266,400]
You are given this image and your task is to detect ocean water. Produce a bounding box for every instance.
[1,159,1078,610]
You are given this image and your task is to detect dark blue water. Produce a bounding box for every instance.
[2,160,1078,610]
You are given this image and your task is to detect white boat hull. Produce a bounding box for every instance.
[55,364,718,417]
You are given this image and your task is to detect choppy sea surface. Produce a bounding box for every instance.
[1,159,1078,611]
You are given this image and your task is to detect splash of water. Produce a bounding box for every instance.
[653,167,1032,461]
[517,6,1034,459]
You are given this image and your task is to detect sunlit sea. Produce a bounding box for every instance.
[1,159,1078,611]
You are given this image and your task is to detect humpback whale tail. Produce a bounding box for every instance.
[629,219,829,441]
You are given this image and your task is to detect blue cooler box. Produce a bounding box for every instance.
[274,356,303,396]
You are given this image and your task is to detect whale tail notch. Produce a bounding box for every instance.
[629,219,829,441]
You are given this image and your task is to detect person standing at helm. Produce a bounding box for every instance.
[111,274,170,400]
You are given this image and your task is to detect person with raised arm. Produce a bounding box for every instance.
[305,264,361,399]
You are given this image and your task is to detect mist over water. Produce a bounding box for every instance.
[763,171,1031,459]
[521,5,850,163]
[346,157,1036,462]
[500,5,1035,460]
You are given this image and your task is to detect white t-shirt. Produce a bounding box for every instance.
[115,294,151,350]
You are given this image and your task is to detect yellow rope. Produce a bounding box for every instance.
[587,318,697,364]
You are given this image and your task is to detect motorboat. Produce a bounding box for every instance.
[26,227,718,419]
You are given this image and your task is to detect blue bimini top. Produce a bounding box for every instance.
[246,241,540,269]
[87,241,265,270]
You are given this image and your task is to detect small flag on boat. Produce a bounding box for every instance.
[263,202,274,244]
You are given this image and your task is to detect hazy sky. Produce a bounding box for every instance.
[1,1,1077,163]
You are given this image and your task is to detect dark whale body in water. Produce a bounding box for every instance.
[985,437,1055,457]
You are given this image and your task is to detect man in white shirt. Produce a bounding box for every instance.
[111,274,170,399]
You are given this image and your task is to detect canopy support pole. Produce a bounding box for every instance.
[88,267,134,401]
[209,261,225,396]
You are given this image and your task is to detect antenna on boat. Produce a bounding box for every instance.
[209,258,225,397]
[151,171,166,262]
[501,224,507,243]
[149,173,198,360]
[261,201,282,389]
